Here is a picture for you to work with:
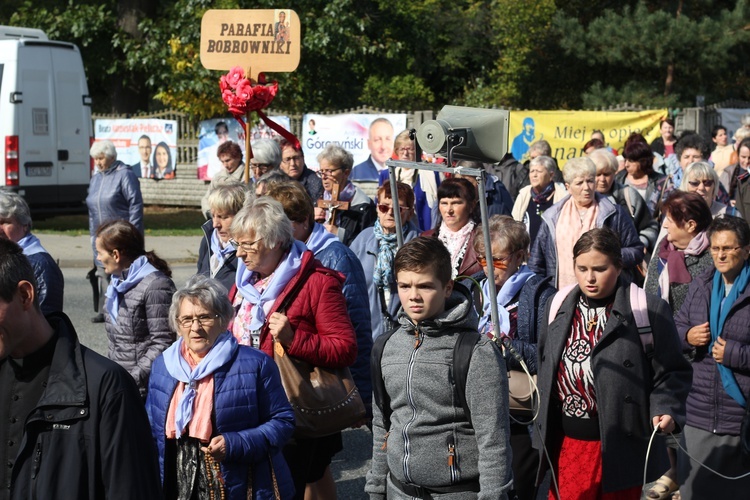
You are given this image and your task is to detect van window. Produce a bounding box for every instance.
[0,64,3,114]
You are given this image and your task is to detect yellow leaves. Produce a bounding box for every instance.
[169,37,181,55]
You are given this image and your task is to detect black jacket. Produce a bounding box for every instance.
[8,313,162,500]
[197,219,238,293]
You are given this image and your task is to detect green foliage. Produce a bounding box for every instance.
[2,0,748,116]
[360,75,435,110]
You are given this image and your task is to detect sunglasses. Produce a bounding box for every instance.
[687,179,715,188]
[377,203,410,214]
[477,254,513,270]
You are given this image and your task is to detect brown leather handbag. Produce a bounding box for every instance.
[273,340,366,439]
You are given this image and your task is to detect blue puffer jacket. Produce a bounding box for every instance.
[528,193,643,286]
[349,224,419,341]
[315,240,374,414]
[27,251,64,315]
[675,266,750,435]
[86,160,143,260]
[146,343,296,500]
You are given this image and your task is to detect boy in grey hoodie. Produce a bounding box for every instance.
[365,236,513,499]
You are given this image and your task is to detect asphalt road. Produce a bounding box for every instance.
[60,264,371,499]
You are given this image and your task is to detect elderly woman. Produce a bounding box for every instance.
[377,130,440,231]
[96,220,176,398]
[590,148,659,257]
[682,161,736,217]
[720,137,750,219]
[229,198,357,500]
[265,181,373,419]
[616,139,671,218]
[201,141,245,219]
[423,177,483,279]
[314,144,377,246]
[254,169,291,196]
[151,142,174,179]
[537,227,691,499]
[249,138,282,184]
[197,182,251,292]
[351,181,419,340]
[675,215,750,497]
[87,139,143,322]
[529,157,642,288]
[279,138,323,202]
[0,191,64,314]
[146,275,295,500]
[645,191,713,314]
[511,155,568,245]
[474,215,555,500]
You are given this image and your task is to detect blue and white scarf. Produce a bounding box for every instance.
[163,331,237,437]
[209,229,235,276]
[304,223,338,255]
[373,220,398,288]
[106,255,158,323]
[234,240,306,331]
[709,260,750,408]
[478,265,535,336]
[17,233,48,256]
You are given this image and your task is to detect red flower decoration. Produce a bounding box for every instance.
[219,66,277,116]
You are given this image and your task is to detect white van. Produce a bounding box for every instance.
[0,25,92,210]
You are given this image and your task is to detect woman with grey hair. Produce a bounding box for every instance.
[0,191,64,314]
[512,155,568,245]
[313,144,376,245]
[146,274,296,499]
[228,197,357,500]
[87,139,143,322]
[254,168,291,196]
[591,148,659,258]
[681,161,737,217]
[249,138,282,182]
[197,181,252,292]
[528,157,642,287]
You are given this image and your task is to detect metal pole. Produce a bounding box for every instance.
[475,169,502,341]
[387,163,404,248]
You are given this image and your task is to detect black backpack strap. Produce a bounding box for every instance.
[453,332,481,423]
[371,326,400,432]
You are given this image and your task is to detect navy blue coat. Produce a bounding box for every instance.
[27,250,64,315]
[314,240,374,414]
[197,219,238,293]
[675,266,750,435]
[146,344,296,500]
[350,156,380,181]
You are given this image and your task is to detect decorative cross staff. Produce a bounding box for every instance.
[317,180,349,233]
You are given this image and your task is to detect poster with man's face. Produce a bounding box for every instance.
[94,119,178,179]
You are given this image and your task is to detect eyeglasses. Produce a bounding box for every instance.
[281,155,303,164]
[316,167,343,178]
[396,147,415,155]
[477,254,514,270]
[177,314,219,329]
[250,163,272,174]
[710,246,743,255]
[377,203,410,214]
[687,179,715,188]
[229,237,262,253]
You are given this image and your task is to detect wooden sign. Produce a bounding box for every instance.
[200,9,301,80]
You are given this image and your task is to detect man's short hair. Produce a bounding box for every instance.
[369,117,393,134]
[529,140,552,157]
[0,239,38,307]
[215,121,229,136]
[138,135,151,144]
[394,236,452,286]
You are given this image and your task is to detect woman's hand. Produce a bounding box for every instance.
[712,336,726,364]
[201,435,226,461]
[268,312,294,347]
[314,207,326,223]
[652,415,676,434]
[686,321,710,347]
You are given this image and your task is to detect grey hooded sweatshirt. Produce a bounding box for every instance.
[366,286,513,499]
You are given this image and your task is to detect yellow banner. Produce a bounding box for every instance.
[508,110,668,163]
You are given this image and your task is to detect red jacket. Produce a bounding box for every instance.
[229,250,357,368]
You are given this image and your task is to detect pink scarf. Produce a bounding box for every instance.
[657,231,710,301]
[165,341,215,443]
[555,197,599,288]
